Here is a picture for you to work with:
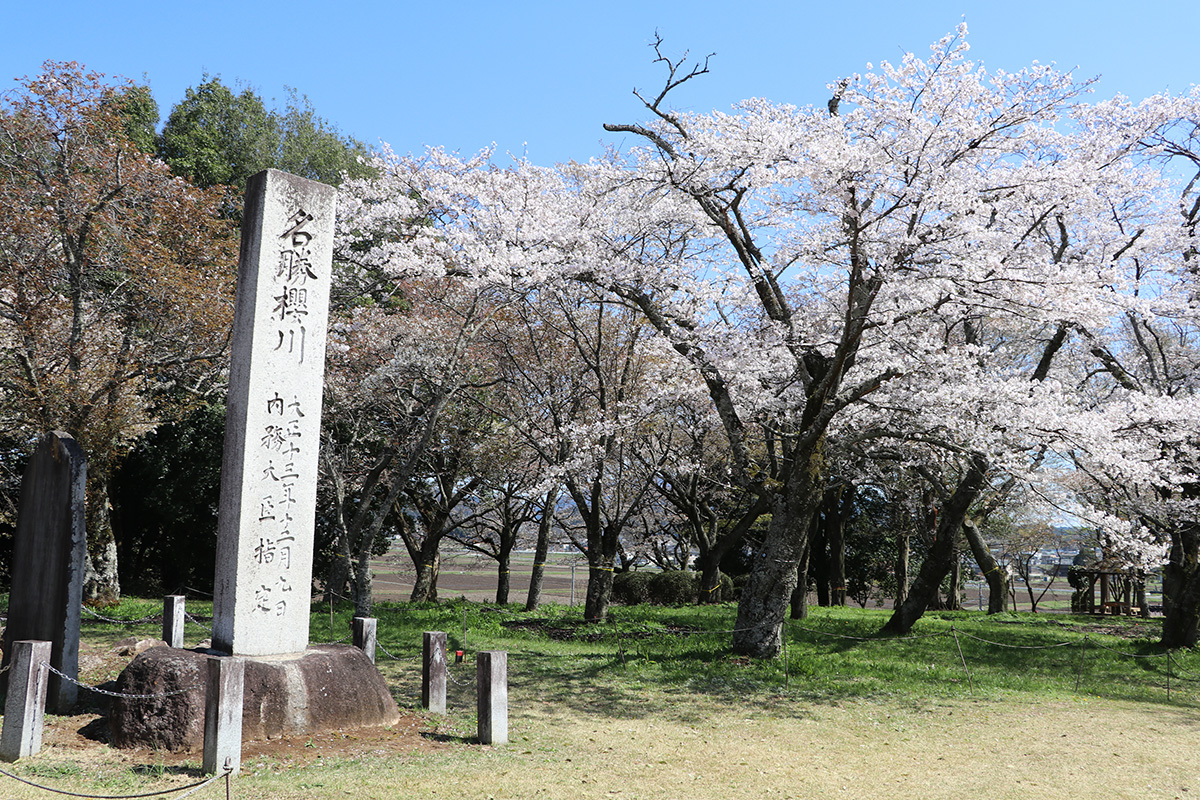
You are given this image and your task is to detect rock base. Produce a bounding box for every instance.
[110,645,400,751]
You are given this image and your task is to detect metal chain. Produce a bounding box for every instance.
[42,664,202,700]
[315,634,352,645]
[80,607,159,625]
[183,612,212,632]
[375,641,405,661]
[445,664,475,687]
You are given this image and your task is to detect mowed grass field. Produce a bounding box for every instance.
[1,590,1197,800]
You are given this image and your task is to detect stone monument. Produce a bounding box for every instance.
[212,168,334,656]
[112,170,398,750]
[1,431,87,713]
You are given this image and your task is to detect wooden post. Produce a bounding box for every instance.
[476,651,508,745]
[164,595,186,648]
[353,617,377,663]
[202,656,244,775]
[0,640,52,761]
[422,631,447,714]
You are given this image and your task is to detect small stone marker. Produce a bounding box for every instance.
[0,640,52,761]
[202,656,244,775]
[422,631,448,714]
[212,169,336,656]
[476,651,508,745]
[1,432,87,713]
[353,617,377,663]
[163,595,185,648]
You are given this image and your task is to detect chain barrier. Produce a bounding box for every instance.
[314,634,353,645]
[183,612,212,633]
[0,763,230,800]
[374,641,414,661]
[42,664,203,701]
[445,664,475,688]
[81,607,160,626]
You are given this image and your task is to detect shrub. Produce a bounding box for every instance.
[612,570,654,605]
[648,570,699,606]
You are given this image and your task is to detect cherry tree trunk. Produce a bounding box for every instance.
[83,474,120,605]
[811,522,829,606]
[895,531,910,607]
[1162,525,1200,648]
[496,545,512,605]
[325,554,350,604]
[946,557,962,610]
[525,529,550,611]
[584,565,615,622]
[732,463,820,657]
[353,541,373,617]
[962,519,1008,614]
[882,457,987,635]
[789,538,812,620]
[828,488,850,607]
[410,542,442,603]
[698,556,724,604]
[524,487,557,611]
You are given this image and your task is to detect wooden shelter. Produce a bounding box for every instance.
[1070,559,1150,617]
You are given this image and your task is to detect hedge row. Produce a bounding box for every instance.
[611,569,736,606]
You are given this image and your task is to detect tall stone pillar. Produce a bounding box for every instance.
[212,169,336,656]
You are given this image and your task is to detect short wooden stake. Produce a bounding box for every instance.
[0,640,52,761]
[352,617,377,663]
[422,631,447,714]
[164,595,185,648]
[202,656,244,775]
[476,650,508,745]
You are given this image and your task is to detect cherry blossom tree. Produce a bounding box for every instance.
[337,30,1200,655]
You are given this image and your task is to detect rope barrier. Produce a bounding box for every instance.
[954,631,1076,651]
[790,623,948,643]
[1086,639,1169,659]
[0,763,229,799]
[950,626,974,694]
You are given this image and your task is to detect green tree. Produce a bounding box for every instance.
[108,84,159,154]
[112,405,224,595]
[157,77,276,190]
[158,77,374,192]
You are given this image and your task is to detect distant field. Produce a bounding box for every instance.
[372,544,1163,617]
[371,544,590,604]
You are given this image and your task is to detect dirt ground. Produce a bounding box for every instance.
[44,637,448,772]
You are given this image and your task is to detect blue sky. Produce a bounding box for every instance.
[3,0,1197,166]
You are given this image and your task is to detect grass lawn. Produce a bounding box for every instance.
[2,598,1198,799]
